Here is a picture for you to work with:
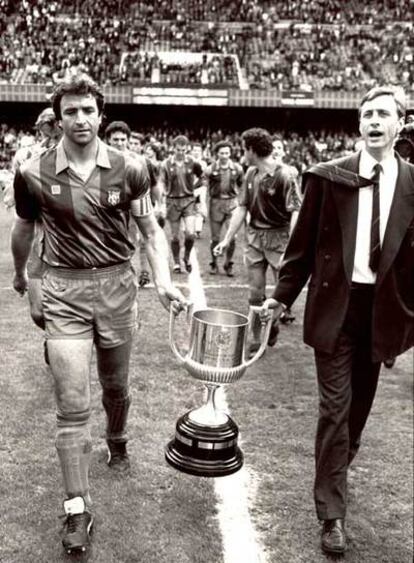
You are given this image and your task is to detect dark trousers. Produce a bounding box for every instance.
[313,284,381,520]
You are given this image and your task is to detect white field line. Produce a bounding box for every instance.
[187,249,268,563]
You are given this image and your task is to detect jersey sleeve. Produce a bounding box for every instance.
[125,156,153,217]
[14,169,39,221]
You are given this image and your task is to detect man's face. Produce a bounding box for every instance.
[108,131,129,152]
[191,145,203,160]
[272,140,285,160]
[243,143,254,165]
[59,94,101,147]
[129,137,143,153]
[217,146,231,164]
[174,143,187,160]
[359,94,404,155]
[144,144,155,159]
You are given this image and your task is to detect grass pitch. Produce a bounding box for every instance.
[0,205,412,563]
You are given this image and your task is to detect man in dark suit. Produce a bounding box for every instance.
[260,86,414,554]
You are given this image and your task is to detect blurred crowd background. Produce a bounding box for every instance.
[1,0,413,174]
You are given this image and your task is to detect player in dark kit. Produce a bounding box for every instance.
[157,135,204,273]
[214,128,301,356]
[11,75,187,554]
[204,140,244,276]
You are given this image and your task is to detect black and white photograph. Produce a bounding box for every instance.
[0,1,413,561]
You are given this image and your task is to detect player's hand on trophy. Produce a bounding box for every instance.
[159,285,189,315]
[259,298,285,323]
[213,239,228,256]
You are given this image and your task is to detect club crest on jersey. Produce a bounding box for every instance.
[107,189,121,205]
[51,184,61,195]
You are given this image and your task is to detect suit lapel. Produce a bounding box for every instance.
[377,157,414,283]
[330,153,361,284]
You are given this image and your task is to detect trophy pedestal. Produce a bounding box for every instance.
[165,412,243,477]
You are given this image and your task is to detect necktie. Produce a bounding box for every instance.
[369,163,382,272]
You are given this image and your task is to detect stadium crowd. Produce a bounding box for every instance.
[0,121,359,174]
[0,0,413,91]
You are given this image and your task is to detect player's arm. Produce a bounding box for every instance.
[213,204,247,256]
[11,170,38,295]
[127,160,187,312]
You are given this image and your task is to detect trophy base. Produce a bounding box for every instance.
[165,412,243,477]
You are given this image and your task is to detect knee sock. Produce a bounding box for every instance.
[225,239,236,265]
[184,236,195,262]
[249,296,265,342]
[102,388,131,443]
[210,240,219,264]
[171,239,180,264]
[56,412,92,503]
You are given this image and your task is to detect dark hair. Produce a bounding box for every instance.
[241,128,273,158]
[173,135,189,146]
[51,74,105,120]
[359,86,406,119]
[104,120,131,139]
[214,140,233,154]
[131,131,145,143]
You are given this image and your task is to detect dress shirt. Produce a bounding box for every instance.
[352,149,398,283]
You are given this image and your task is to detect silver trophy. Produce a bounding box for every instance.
[165,306,272,477]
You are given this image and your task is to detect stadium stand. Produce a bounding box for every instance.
[0,1,413,89]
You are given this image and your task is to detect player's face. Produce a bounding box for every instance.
[174,143,187,160]
[108,132,129,152]
[243,143,254,165]
[59,94,102,147]
[272,140,284,160]
[144,144,155,159]
[191,146,202,160]
[129,137,142,153]
[359,94,404,156]
[217,147,231,163]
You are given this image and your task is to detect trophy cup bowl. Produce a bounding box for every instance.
[165,306,272,477]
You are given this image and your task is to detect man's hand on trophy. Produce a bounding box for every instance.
[259,298,286,323]
[158,285,189,315]
[213,239,228,256]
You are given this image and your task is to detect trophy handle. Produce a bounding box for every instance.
[169,304,189,364]
[243,305,273,368]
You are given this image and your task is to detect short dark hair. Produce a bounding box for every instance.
[173,135,189,146]
[359,86,406,119]
[241,128,273,158]
[214,140,233,154]
[131,131,145,143]
[104,120,131,139]
[51,74,105,120]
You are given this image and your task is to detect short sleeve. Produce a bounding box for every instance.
[14,169,39,221]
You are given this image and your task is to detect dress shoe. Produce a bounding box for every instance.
[321,518,346,554]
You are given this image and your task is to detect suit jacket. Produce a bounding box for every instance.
[273,151,414,362]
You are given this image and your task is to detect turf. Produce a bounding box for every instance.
[0,206,412,563]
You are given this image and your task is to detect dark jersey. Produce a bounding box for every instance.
[239,163,301,229]
[14,140,152,268]
[204,160,244,199]
[159,155,203,197]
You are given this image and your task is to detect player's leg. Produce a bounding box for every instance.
[222,202,237,277]
[42,269,95,552]
[96,340,132,472]
[48,338,95,553]
[182,213,196,273]
[209,204,223,275]
[247,264,267,357]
